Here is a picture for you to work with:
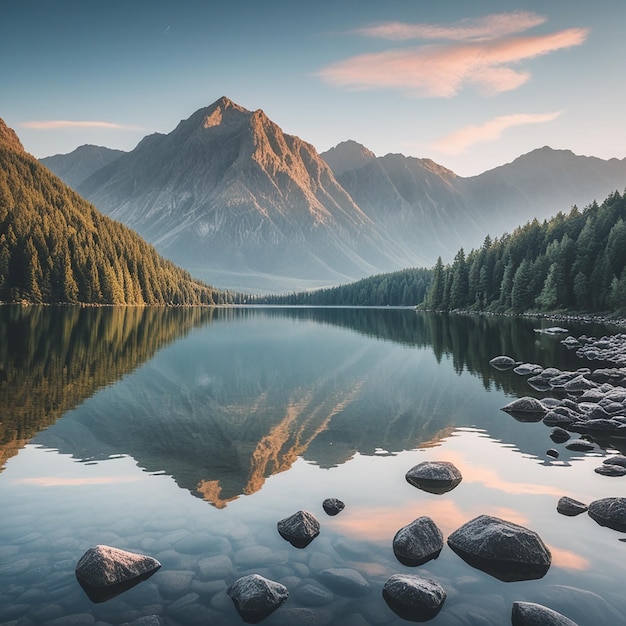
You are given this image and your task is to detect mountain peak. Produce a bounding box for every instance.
[321,140,376,176]
[0,118,25,152]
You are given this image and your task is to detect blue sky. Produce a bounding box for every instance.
[2,0,624,176]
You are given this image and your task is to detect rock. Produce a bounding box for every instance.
[382,574,446,622]
[546,449,559,459]
[603,455,626,467]
[392,516,444,566]
[489,355,517,370]
[543,412,575,427]
[322,498,345,516]
[317,568,371,597]
[536,327,569,335]
[557,497,588,516]
[227,574,288,623]
[75,545,161,603]
[594,464,626,477]
[565,440,596,452]
[447,515,551,582]
[588,497,626,532]
[405,461,462,494]
[277,510,320,548]
[514,363,543,376]
[550,427,570,443]
[502,397,546,422]
[511,601,578,625]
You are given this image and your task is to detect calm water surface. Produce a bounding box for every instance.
[0,306,625,625]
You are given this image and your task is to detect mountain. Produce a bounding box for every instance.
[41,99,626,293]
[40,144,125,189]
[0,118,234,304]
[74,97,408,291]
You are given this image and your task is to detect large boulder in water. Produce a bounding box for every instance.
[490,355,517,370]
[511,601,579,625]
[382,574,446,622]
[588,497,626,532]
[501,397,546,421]
[392,516,444,566]
[227,574,288,622]
[405,461,462,494]
[277,510,320,548]
[447,515,551,582]
[75,545,161,603]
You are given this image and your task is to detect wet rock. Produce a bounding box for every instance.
[565,440,596,452]
[322,498,345,516]
[527,376,553,392]
[511,601,578,625]
[514,363,543,376]
[537,327,569,335]
[155,570,194,599]
[121,617,163,626]
[502,397,547,422]
[594,464,626,477]
[603,454,626,467]
[382,574,446,622]
[588,497,626,531]
[543,412,575,428]
[447,515,551,582]
[75,545,161,603]
[564,375,597,393]
[197,554,235,581]
[392,516,444,566]
[562,336,581,349]
[277,510,320,548]
[227,574,288,623]
[318,568,371,597]
[405,461,462,494]
[550,427,570,443]
[557,497,588,517]
[293,580,334,606]
[489,355,517,370]
[546,449,559,459]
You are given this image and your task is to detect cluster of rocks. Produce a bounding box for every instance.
[563,333,626,367]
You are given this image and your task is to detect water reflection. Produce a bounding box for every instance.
[18,306,615,509]
[0,306,215,469]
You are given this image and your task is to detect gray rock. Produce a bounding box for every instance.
[546,449,559,459]
[549,427,570,443]
[557,497,588,517]
[447,515,551,582]
[277,510,320,548]
[405,461,463,494]
[514,363,543,376]
[318,568,371,597]
[382,574,446,622]
[392,516,444,566]
[594,464,626,476]
[197,554,235,581]
[603,455,626,467]
[588,497,626,531]
[511,601,578,625]
[75,545,161,603]
[489,355,517,370]
[502,397,547,422]
[322,498,345,516]
[227,574,288,622]
[543,412,575,427]
[565,439,596,452]
[294,580,334,606]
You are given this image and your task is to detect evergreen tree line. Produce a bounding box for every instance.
[0,145,240,305]
[424,190,626,314]
[254,267,432,307]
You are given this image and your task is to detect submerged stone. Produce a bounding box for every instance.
[588,497,626,532]
[489,355,517,370]
[392,516,444,566]
[502,397,546,422]
[447,515,551,582]
[227,574,288,623]
[322,498,345,516]
[75,545,161,603]
[511,601,579,625]
[405,461,462,495]
[382,574,446,622]
[277,510,320,548]
[557,497,588,517]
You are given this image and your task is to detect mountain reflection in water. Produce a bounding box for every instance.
[1,306,611,508]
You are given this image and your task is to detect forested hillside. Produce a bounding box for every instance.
[256,267,432,307]
[0,120,238,305]
[425,190,626,314]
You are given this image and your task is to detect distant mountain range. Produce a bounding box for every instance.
[41,97,626,292]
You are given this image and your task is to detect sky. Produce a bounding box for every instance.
[1,0,625,177]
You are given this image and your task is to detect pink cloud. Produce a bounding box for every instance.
[431,111,563,154]
[317,29,588,98]
[354,11,547,41]
[21,120,146,131]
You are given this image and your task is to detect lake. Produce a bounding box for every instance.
[0,305,625,625]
